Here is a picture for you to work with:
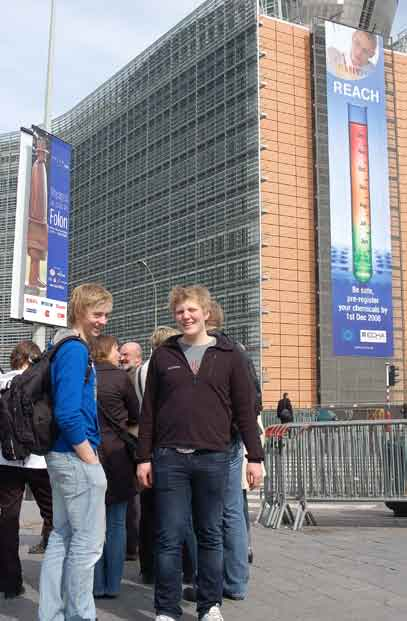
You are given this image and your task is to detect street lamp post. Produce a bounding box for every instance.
[137,259,158,329]
[33,0,56,352]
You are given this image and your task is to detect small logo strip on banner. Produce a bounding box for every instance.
[360,330,387,343]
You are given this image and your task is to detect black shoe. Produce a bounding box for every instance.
[140,572,154,585]
[126,552,139,561]
[4,585,25,599]
[248,547,254,564]
[183,586,197,602]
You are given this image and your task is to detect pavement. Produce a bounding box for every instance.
[1,500,407,621]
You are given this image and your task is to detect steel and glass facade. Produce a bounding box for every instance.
[1,0,406,409]
[0,132,33,367]
[0,0,262,371]
[263,0,398,38]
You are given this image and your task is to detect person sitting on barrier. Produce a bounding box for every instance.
[277,393,293,423]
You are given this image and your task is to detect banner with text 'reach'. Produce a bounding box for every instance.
[325,21,393,357]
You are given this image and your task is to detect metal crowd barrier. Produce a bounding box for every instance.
[257,420,407,530]
[261,409,318,428]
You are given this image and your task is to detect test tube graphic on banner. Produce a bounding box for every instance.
[348,104,373,283]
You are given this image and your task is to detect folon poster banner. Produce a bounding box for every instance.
[11,127,71,327]
[325,22,393,356]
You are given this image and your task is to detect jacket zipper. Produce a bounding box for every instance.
[175,344,217,383]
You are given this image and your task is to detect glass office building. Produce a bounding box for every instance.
[0,0,262,371]
[0,0,405,408]
[0,132,34,366]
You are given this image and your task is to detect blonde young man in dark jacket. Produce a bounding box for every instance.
[137,285,263,621]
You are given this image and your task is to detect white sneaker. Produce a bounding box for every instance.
[200,605,224,621]
[156,616,176,621]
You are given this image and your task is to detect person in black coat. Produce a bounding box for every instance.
[277,393,293,423]
[91,336,139,599]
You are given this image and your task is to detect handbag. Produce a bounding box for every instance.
[97,403,139,463]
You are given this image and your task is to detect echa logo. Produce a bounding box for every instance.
[360,330,387,343]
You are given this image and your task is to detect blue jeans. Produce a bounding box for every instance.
[223,440,249,598]
[38,452,107,621]
[153,448,229,619]
[94,501,127,597]
[184,517,198,582]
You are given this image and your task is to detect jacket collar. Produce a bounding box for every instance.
[163,332,233,352]
[95,361,120,371]
[52,328,79,345]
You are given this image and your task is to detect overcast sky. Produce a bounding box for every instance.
[1,1,406,134]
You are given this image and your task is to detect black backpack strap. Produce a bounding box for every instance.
[49,336,93,384]
[97,402,137,447]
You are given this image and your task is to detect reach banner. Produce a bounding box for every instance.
[11,126,71,327]
[325,22,393,357]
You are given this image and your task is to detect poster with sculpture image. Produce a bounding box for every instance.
[325,21,393,356]
[23,126,71,327]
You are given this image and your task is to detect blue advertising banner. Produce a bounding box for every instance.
[325,22,393,357]
[23,127,71,327]
[46,136,70,302]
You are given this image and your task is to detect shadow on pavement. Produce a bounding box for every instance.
[0,592,38,621]
[1,555,196,621]
[303,503,407,529]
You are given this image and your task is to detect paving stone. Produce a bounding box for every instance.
[1,501,406,621]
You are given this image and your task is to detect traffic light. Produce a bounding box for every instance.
[388,365,400,387]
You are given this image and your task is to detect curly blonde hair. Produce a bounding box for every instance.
[169,285,211,315]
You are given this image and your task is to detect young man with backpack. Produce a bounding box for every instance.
[137,285,263,621]
[0,340,53,599]
[38,283,112,621]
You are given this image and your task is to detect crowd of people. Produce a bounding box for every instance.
[0,282,264,621]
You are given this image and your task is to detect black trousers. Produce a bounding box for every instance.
[0,465,53,592]
[126,492,141,556]
[139,488,154,575]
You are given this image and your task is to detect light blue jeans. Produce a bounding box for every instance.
[38,451,107,621]
[223,439,249,599]
[94,501,127,597]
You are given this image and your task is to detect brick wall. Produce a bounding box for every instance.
[259,17,317,408]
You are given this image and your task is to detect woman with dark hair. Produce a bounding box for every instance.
[0,340,53,599]
[92,335,139,599]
